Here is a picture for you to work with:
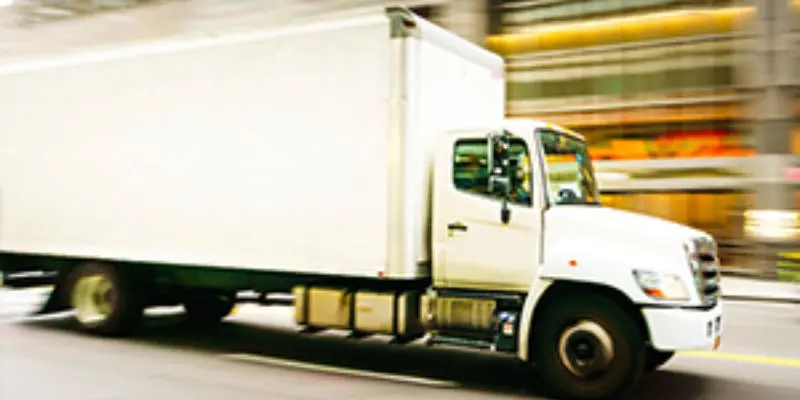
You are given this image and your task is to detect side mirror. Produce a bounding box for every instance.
[488,131,515,224]
[488,131,512,196]
[488,131,509,170]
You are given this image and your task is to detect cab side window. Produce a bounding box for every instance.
[452,138,532,206]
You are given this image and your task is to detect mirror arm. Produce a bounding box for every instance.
[500,199,511,224]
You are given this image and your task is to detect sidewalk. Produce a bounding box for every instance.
[721,276,800,304]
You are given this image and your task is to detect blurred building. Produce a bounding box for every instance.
[484,0,799,269]
[487,1,797,261]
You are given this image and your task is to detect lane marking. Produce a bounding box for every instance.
[679,351,800,368]
[220,353,459,388]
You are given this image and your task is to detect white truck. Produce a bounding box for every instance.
[0,7,723,400]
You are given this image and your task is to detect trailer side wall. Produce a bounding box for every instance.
[0,15,394,278]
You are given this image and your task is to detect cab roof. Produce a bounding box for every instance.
[444,118,586,142]
[503,118,586,142]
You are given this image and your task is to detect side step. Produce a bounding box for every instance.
[297,326,420,345]
[426,335,494,350]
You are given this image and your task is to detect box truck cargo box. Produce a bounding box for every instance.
[0,7,504,280]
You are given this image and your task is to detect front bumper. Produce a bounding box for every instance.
[642,301,723,352]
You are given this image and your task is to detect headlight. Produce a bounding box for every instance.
[633,269,690,301]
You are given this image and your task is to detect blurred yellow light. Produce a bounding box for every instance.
[487,6,757,55]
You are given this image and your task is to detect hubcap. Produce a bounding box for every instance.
[71,273,115,326]
[558,320,615,378]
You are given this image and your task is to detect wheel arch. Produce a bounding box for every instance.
[518,279,650,361]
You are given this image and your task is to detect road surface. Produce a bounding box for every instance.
[1,288,799,399]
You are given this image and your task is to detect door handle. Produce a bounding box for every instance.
[447,222,468,232]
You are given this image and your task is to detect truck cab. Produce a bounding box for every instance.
[427,118,723,399]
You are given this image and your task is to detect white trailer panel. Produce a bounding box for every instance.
[0,13,393,278]
[0,8,505,280]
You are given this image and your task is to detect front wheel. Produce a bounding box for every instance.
[533,293,646,400]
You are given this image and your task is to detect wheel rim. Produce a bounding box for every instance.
[71,273,115,326]
[558,320,615,378]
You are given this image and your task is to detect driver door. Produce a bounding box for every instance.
[433,131,542,292]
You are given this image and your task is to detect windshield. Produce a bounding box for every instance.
[538,128,600,205]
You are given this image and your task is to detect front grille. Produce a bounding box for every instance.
[686,237,721,306]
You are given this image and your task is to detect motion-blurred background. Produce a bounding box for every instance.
[1,0,798,279]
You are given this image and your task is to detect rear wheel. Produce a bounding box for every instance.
[533,292,646,400]
[183,290,236,327]
[68,263,144,336]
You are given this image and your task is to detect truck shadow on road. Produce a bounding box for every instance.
[19,311,715,399]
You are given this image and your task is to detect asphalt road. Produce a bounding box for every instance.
[1,288,799,400]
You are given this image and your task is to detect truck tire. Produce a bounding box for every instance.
[183,291,236,327]
[68,262,144,336]
[645,348,675,372]
[533,293,645,400]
